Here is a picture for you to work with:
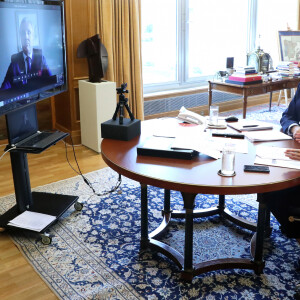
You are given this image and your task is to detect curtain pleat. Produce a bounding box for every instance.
[97,0,144,120]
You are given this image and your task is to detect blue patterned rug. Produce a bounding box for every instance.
[1,104,299,299]
[220,102,287,125]
[0,168,299,299]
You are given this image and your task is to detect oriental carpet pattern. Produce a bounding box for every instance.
[1,104,299,299]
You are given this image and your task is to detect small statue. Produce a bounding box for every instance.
[77,34,108,82]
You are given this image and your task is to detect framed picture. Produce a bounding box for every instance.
[278,31,300,61]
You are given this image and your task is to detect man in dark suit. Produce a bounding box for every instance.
[266,85,300,298]
[281,83,300,142]
[1,17,51,90]
[263,84,300,240]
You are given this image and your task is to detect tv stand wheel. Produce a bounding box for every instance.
[0,227,6,232]
[74,201,83,211]
[41,234,52,245]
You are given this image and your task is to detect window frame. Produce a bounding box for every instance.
[142,0,298,95]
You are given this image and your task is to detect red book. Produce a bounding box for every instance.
[228,75,262,82]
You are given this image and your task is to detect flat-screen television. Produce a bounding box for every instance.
[0,0,67,116]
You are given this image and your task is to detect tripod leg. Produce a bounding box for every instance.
[125,103,135,120]
[119,103,124,125]
[112,103,120,120]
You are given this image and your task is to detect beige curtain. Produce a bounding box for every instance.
[97,0,144,120]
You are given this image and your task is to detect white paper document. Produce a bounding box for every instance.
[151,118,179,138]
[171,133,248,159]
[8,210,56,232]
[255,145,300,170]
[245,131,292,142]
[256,145,291,160]
[152,118,206,138]
[172,133,221,159]
[255,156,300,170]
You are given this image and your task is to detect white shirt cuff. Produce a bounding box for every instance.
[288,123,299,135]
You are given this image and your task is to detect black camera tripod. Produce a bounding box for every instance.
[112,83,135,125]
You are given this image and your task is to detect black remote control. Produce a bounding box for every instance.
[212,133,245,139]
[244,165,270,173]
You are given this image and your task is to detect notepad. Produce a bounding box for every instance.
[8,211,56,232]
[227,120,273,132]
[245,131,292,142]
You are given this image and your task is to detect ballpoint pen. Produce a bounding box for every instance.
[243,125,259,128]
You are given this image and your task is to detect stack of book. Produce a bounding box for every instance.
[225,66,262,85]
[276,61,300,77]
[276,61,294,77]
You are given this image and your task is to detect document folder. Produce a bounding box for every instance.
[137,136,198,160]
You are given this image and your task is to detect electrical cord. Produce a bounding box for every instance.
[64,136,122,196]
[0,145,17,160]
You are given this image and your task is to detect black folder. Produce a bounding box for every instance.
[137,136,198,160]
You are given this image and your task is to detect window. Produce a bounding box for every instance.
[141,0,299,94]
[187,0,248,79]
[256,0,298,64]
[141,0,177,85]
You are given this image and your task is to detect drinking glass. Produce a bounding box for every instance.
[221,143,235,176]
[209,105,219,125]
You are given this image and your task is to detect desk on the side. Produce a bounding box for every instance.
[208,78,300,119]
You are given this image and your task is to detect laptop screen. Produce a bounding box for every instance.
[6,104,38,145]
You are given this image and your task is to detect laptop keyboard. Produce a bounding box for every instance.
[19,132,52,147]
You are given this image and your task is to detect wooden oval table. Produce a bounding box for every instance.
[101,119,300,281]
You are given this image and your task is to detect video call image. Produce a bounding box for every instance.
[0,3,65,95]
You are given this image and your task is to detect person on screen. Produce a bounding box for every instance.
[262,84,300,243]
[0,17,51,90]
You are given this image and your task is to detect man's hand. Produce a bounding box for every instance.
[285,148,300,160]
[291,125,300,143]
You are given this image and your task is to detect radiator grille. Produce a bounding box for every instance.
[144,91,241,116]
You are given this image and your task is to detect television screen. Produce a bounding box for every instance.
[0,0,67,116]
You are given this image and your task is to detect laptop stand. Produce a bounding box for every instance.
[0,104,82,244]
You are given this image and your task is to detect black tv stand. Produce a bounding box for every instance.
[0,146,81,244]
[0,105,82,244]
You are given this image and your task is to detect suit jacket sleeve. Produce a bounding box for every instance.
[1,52,26,90]
[0,62,15,90]
[280,83,300,134]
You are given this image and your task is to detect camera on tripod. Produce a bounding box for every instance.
[101,82,141,141]
[113,82,134,125]
[116,83,129,95]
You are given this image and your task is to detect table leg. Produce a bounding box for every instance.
[140,184,149,249]
[208,82,212,108]
[218,195,225,212]
[181,192,196,281]
[243,93,247,119]
[269,92,273,111]
[163,189,171,214]
[253,193,267,274]
[149,189,172,239]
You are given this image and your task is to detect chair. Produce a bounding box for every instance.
[277,88,295,107]
[288,207,300,299]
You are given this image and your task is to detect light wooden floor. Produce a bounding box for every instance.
[0,99,274,299]
[0,141,107,300]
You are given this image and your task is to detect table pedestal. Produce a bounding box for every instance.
[140,186,269,281]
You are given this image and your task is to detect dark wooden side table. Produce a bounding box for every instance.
[101,120,300,281]
[208,78,300,119]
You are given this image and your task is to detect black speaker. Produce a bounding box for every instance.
[226,57,234,69]
[101,118,141,141]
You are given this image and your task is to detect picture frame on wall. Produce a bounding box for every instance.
[278,30,300,61]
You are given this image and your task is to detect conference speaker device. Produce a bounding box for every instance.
[101,83,141,141]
